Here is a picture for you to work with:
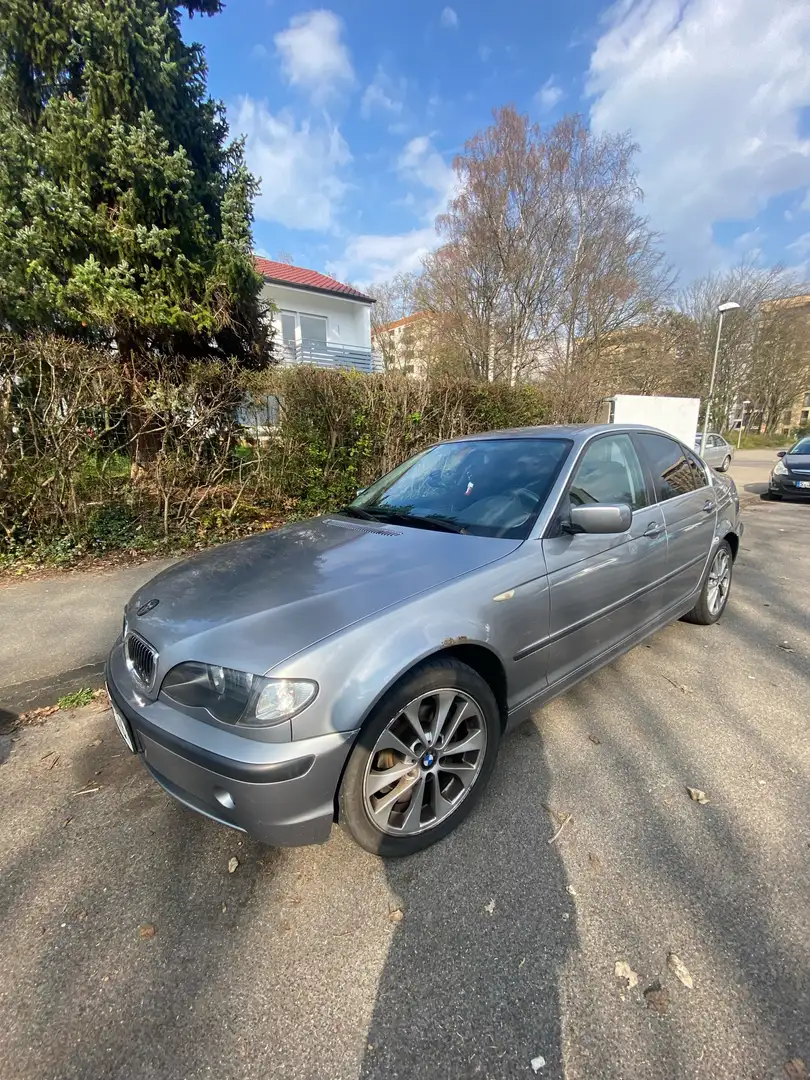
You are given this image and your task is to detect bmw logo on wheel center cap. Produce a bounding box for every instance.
[422,751,435,769]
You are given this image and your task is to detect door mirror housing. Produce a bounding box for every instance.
[776,450,787,459]
[567,503,632,535]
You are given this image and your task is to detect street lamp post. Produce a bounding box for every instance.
[701,301,741,447]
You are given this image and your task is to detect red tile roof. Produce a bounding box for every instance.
[254,258,374,303]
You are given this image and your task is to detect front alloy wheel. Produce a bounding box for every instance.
[362,688,487,836]
[339,658,501,856]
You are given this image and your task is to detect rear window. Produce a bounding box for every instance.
[637,433,708,501]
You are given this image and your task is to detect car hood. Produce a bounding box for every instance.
[782,454,810,471]
[126,515,520,674]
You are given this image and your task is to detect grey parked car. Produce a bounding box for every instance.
[695,432,733,472]
[106,425,743,857]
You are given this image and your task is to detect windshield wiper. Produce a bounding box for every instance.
[340,505,465,533]
[338,505,379,522]
[367,509,465,534]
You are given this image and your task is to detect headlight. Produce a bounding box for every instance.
[774,459,788,476]
[160,662,317,727]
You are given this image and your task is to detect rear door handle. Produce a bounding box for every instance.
[703,500,716,513]
[643,522,664,538]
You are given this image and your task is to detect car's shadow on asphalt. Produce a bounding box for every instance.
[359,722,574,1080]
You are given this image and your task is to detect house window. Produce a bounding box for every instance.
[299,313,327,345]
[804,392,810,408]
[280,312,296,348]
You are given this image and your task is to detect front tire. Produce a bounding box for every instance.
[719,455,731,472]
[683,540,733,625]
[339,658,501,857]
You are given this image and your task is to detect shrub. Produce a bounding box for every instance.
[1,334,548,562]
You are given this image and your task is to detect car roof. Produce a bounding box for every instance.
[448,423,684,446]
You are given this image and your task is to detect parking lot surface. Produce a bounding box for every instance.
[0,474,807,1080]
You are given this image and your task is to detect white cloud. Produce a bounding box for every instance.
[801,189,810,212]
[534,77,564,113]
[440,6,459,29]
[397,135,457,215]
[587,0,810,275]
[788,231,810,258]
[479,44,492,62]
[328,137,457,285]
[361,67,405,119]
[274,10,355,105]
[235,96,351,232]
[327,228,438,287]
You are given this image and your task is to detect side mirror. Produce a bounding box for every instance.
[776,450,787,459]
[567,503,632,535]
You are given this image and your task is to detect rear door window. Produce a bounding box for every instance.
[637,433,709,502]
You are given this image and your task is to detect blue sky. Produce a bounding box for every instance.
[184,0,810,289]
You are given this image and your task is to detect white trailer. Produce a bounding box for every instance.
[601,394,700,447]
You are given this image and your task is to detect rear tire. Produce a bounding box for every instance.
[683,540,733,625]
[338,658,501,857]
[719,455,731,472]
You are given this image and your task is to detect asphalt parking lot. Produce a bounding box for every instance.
[0,463,808,1080]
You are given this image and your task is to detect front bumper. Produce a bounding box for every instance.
[106,644,357,847]
[769,474,810,497]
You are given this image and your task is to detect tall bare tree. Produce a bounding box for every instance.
[420,107,672,413]
[676,262,807,432]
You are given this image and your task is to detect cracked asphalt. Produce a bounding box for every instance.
[0,466,808,1080]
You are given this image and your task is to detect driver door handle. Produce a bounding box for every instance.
[643,522,664,539]
[703,500,716,513]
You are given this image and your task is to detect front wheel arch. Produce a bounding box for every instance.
[332,642,509,823]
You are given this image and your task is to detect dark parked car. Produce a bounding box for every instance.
[768,437,810,499]
[106,424,743,857]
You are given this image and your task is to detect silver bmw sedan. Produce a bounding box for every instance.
[106,424,743,856]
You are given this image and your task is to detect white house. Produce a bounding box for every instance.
[254,258,380,373]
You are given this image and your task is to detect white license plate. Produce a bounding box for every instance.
[107,686,136,753]
[797,481,810,489]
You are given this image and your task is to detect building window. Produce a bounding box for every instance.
[280,310,328,356]
[804,392,810,408]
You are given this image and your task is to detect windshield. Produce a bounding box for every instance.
[346,437,572,539]
[789,439,810,455]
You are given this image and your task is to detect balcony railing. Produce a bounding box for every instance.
[279,338,384,373]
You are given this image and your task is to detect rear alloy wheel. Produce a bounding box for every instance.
[339,659,501,856]
[719,455,731,472]
[683,540,733,625]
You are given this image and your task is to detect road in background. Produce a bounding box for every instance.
[0,494,807,1080]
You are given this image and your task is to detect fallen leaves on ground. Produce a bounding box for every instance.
[614,961,639,989]
[777,641,794,653]
[667,952,694,989]
[530,1055,546,1072]
[138,923,156,940]
[588,735,601,745]
[686,786,710,804]
[484,898,496,916]
[643,981,670,1015]
[784,1059,807,1079]
[388,908,404,923]
[227,857,239,874]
